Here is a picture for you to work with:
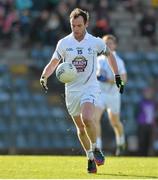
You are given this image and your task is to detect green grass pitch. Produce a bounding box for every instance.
[0,156,158,179]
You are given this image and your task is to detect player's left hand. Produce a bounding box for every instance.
[40,76,48,92]
[115,75,124,94]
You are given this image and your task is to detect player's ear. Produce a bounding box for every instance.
[85,21,89,28]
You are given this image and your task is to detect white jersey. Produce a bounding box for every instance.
[97,52,126,94]
[52,32,109,92]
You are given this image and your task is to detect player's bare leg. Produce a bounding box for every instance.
[72,115,97,173]
[72,116,91,152]
[80,102,97,145]
[95,107,104,149]
[107,110,125,155]
[81,102,105,166]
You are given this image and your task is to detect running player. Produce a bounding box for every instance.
[96,34,127,155]
[40,9,124,173]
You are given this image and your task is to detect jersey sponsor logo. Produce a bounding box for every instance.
[72,56,87,72]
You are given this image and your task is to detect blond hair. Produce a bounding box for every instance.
[102,34,117,44]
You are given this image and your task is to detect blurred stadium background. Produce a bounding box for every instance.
[0,0,158,156]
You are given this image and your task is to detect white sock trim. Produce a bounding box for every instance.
[116,134,125,146]
[91,143,96,151]
[96,137,102,149]
[86,150,94,160]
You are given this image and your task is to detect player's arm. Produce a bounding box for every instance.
[40,58,60,91]
[104,47,124,94]
[119,60,128,84]
[42,58,60,79]
[40,39,64,91]
[105,47,119,75]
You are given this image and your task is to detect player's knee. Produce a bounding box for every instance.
[82,110,94,120]
[82,111,95,127]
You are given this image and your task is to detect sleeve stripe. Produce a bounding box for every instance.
[56,51,63,61]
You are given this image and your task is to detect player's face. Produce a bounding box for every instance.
[105,39,116,51]
[70,16,88,41]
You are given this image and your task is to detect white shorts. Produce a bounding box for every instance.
[97,90,121,114]
[65,87,100,116]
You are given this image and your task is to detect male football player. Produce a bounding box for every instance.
[96,35,127,155]
[40,8,124,173]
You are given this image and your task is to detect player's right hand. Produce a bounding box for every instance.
[40,76,48,92]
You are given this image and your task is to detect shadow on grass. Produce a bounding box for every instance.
[96,173,158,179]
